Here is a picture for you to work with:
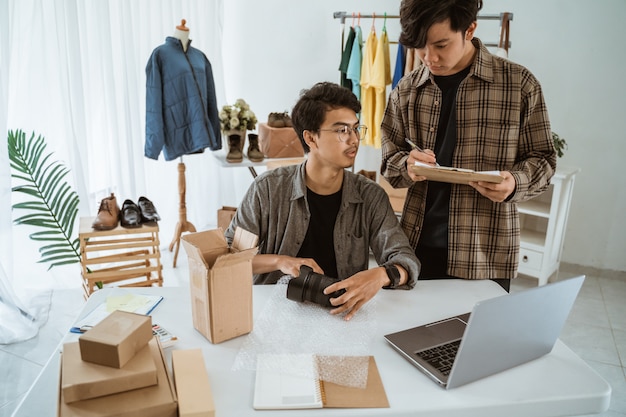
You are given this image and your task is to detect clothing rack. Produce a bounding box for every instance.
[333,11,513,51]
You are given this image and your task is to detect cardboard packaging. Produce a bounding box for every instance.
[378,176,408,214]
[58,337,178,417]
[61,341,157,403]
[172,349,215,417]
[181,227,258,344]
[217,206,237,231]
[79,310,153,368]
[258,122,304,158]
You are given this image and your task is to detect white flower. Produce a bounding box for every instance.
[219,98,257,132]
[229,117,240,129]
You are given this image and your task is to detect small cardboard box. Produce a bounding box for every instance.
[79,310,153,368]
[61,340,157,403]
[258,122,304,158]
[217,206,237,231]
[181,227,258,344]
[172,349,215,417]
[59,337,177,417]
[378,176,408,214]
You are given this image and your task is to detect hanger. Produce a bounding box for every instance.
[351,12,355,28]
[383,12,388,32]
[371,12,376,33]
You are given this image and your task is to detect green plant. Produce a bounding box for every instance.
[7,129,81,269]
[552,132,568,158]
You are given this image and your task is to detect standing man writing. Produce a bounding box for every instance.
[226,82,419,320]
[381,0,556,291]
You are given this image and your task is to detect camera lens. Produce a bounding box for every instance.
[286,266,346,308]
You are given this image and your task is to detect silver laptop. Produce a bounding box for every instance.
[384,275,585,389]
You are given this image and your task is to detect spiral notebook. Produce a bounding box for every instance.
[253,354,389,410]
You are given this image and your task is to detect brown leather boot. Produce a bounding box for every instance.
[247,133,264,162]
[92,193,120,230]
[226,134,243,163]
[282,112,293,128]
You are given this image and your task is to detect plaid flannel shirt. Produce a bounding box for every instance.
[380,38,556,280]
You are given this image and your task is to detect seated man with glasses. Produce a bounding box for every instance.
[225,82,420,321]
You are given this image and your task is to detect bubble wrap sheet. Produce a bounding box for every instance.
[232,277,377,388]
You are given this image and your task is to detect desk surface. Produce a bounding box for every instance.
[13,280,611,417]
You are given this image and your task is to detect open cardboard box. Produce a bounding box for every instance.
[181,227,258,344]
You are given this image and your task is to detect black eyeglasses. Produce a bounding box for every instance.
[318,125,368,143]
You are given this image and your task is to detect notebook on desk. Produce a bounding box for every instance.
[253,354,389,409]
[384,276,585,389]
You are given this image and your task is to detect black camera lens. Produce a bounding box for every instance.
[286,266,346,308]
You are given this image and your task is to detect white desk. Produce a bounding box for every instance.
[13,280,611,417]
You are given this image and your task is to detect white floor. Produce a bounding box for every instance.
[1,248,625,417]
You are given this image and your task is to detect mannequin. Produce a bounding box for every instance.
[169,18,196,265]
[173,19,190,52]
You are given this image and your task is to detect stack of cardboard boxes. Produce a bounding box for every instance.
[58,227,257,416]
[59,310,217,417]
[59,310,178,417]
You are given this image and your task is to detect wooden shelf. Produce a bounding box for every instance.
[79,217,163,297]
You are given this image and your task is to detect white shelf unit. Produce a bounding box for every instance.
[518,166,580,285]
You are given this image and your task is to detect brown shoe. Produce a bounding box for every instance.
[226,134,243,163]
[267,112,286,128]
[92,193,120,230]
[282,112,293,128]
[247,133,265,162]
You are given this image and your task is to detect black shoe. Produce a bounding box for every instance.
[138,196,161,222]
[120,199,142,228]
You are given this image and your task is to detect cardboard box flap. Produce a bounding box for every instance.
[232,227,259,252]
[181,230,228,268]
[213,247,257,269]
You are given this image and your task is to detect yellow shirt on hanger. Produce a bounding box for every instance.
[360,29,377,147]
[370,28,391,148]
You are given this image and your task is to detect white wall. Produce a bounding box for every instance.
[220,0,626,273]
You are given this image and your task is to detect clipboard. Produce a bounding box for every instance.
[411,163,503,185]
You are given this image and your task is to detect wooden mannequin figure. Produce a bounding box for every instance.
[169,157,196,267]
[168,19,196,267]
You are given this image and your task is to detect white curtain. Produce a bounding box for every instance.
[2,0,234,338]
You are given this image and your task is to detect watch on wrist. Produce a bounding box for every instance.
[383,264,401,289]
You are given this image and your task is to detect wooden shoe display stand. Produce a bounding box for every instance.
[79,217,163,298]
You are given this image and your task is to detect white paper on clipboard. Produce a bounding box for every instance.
[411,162,503,185]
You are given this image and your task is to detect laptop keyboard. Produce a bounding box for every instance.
[416,339,461,376]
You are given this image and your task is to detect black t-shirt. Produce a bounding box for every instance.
[418,66,471,250]
[297,187,342,278]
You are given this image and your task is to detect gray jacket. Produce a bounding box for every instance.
[225,162,420,287]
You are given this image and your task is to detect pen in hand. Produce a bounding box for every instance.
[404,138,440,167]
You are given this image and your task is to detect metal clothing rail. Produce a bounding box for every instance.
[333,11,513,50]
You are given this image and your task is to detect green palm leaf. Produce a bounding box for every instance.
[7,129,81,270]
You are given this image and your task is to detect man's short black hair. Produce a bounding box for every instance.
[399,0,483,49]
[291,82,361,153]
